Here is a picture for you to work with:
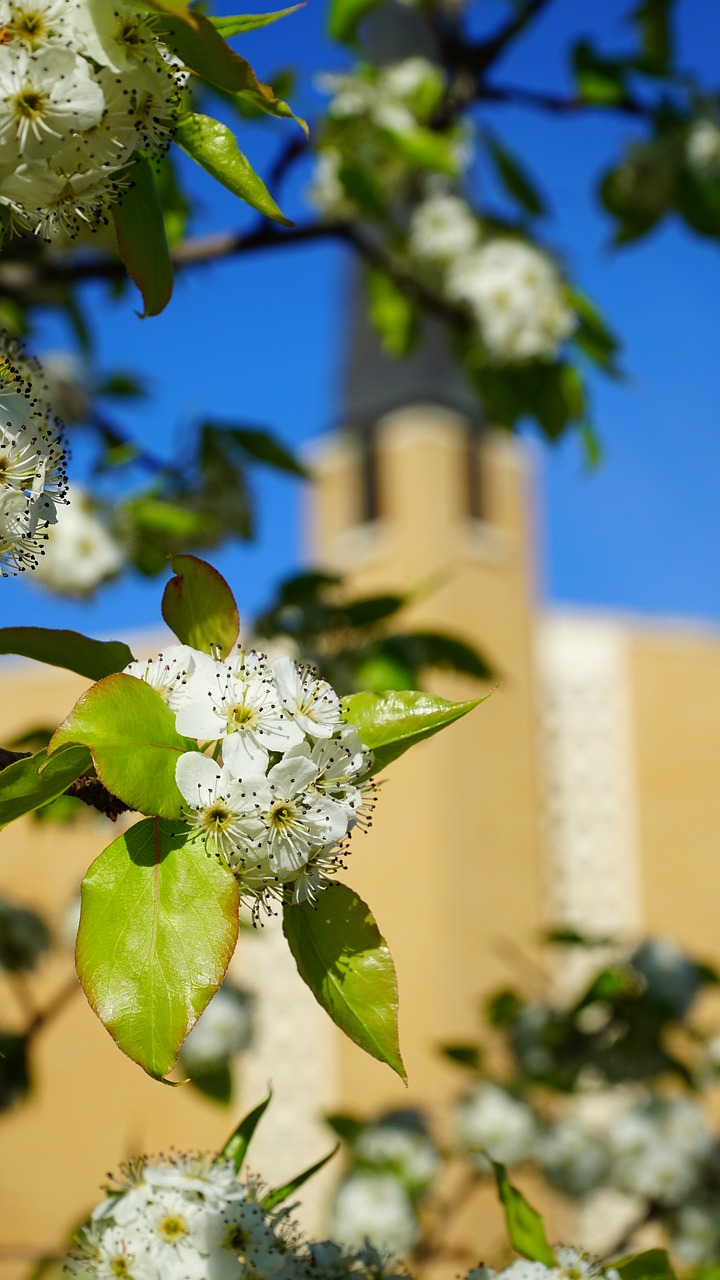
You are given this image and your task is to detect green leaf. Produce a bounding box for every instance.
[568,287,622,373]
[262,1145,339,1210]
[175,113,292,225]
[367,267,418,358]
[200,423,308,477]
[112,157,173,318]
[220,1091,272,1170]
[492,1162,556,1266]
[127,0,198,23]
[440,1043,482,1071]
[160,14,307,134]
[210,7,304,37]
[345,689,488,773]
[327,0,381,42]
[380,632,494,682]
[614,1250,678,1280]
[381,124,457,176]
[48,674,196,820]
[162,554,239,658]
[0,745,91,829]
[632,0,674,73]
[185,1059,233,1105]
[0,627,134,681]
[77,818,239,1079]
[573,40,628,105]
[485,134,546,217]
[283,885,405,1081]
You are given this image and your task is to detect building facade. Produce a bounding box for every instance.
[2,404,720,1269]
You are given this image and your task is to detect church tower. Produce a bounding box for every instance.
[306,306,546,1108]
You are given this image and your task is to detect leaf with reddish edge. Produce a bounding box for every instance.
[77,817,240,1079]
[162,554,240,657]
[48,674,196,819]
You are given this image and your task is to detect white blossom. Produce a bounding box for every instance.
[355,1122,439,1192]
[32,486,124,596]
[271,655,343,738]
[176,652,304,776]
[446,238,575,362]
[686,119,720,173]
[538,1116,610,1197]
[408,193,479,263]
[0,0,182,239]
[608,1098,711,1206]
[329,1172,419,1259]
[129,637,374,916]
[124,644,209,714]
[175,751,267,861]
[455,1081,536,1167]
[0,339,68,575]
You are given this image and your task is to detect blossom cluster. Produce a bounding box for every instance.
[32,484,125,595]
[409,193,575,362]
[0,0,184,240]
[468,1247,618,1280]
[65,1151,408,1280]
[309,57,450,220]
[330,1116,439,1259]
[453,1078,715,1211]
[0,338,68,575]
[124,642,374,914]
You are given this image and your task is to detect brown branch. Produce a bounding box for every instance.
[25,974,79,1042]
[0,221,333,298]
[0,748,130,821]
[479,81,650,117]
[471,0,557,73]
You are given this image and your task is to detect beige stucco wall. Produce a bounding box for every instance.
[629,626,720,961]
[306,409,545,1111]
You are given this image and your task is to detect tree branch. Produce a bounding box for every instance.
[0,748,130,821]
[479,81,650,117]
[471,0,556,73]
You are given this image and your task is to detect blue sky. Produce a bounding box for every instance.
[4,0,720,637]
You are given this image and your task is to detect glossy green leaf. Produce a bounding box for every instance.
[262,1145,339,1209]
[0,627,134,681]
[112,158,173,317]
[283,885,405,1080]
[210,7,304,37]
[220,1091,272,1170]
[485,134,546,217]
[327,0,381,42]
[77,818,239,1079]
[128,0,198,23]
[0,745,91,829]
[175,113,292,225]
[367,267,418,358]
[345,689,488,773]
[492,1162,556,1266]
[199,423,308,478]
[162,554,239,658]
[48,674,196,820]
[614,1250,678,1280]
[161,15,307,134]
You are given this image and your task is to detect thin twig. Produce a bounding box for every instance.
[471,0,556,73]
[0,748,130,821]
[25,974,79,1042]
